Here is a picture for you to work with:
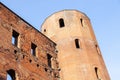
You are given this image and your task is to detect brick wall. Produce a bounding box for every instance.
[0,3,59,80]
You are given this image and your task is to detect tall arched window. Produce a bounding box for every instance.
[94,67,101,79]
[12,30,19,47]
[80,18,83,27]
[59,18,65,28]
[7,69,16,80]
[47,54,52,68]
[80,18,84,27]
[95,44,101,55]
[75,39,80,49]
[31,43,37,57]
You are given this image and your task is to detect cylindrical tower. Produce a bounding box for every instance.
[41,10,110,80]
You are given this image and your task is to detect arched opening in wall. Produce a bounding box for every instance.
[12,30,19,47]
[47,54,52,68]
[44,29,46,32]
[31,43,37,57]
[80,18,83,27]
[6,69,16,80]
[95,44,101,55]
[75,39,80,49]
[59,18,65,28]
[94,67,101,80]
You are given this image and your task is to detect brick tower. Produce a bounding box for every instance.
[41,10,110,80]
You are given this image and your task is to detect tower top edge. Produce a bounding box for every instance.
[41,9,90,29]
[47,9,90,19]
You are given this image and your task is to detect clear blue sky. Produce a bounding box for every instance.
[1,0,120,80]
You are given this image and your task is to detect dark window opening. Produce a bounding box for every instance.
[95,44,101,54]
[95,67,99,79]
[29,59,32,63]
[44,29,46,32]
[75,39,80,48]
[80,18,83,27]
[31,43,37,56]
[47,54,52,68]
[31,78,35,80]
[55,49,58,53]
[23,55,25,59]
[14,50,17,54]
[45,68,48,72]
[37,64,39,67]
[7,69,16,80]
[12,30,19,46]
[59,18,65,28]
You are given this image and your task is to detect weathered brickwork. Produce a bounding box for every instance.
[42,10,110,80]
[0,2,110,80]
[0,3,59,80]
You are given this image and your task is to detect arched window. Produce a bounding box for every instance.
[59,18,65,28]
[7,74,12,80]
[7,69,16,80]
[31,43,37,57]
[75,39,80,49]
[12,30,19,47]
[80,18,83,27]
[94,67,101,79]
[44,29,46,32]
[95,44,101,54]
[47,54,52,68]
[95,67,98,79]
